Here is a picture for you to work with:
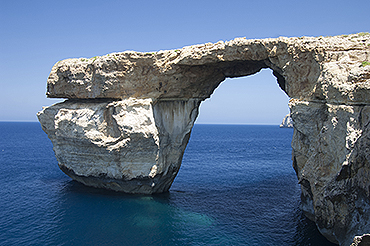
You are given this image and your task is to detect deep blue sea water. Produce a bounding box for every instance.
[0,122,336,246]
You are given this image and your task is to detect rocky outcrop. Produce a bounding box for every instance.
[38,98,200,193]
[280,114,293,128]
[38,33,370,245]
[351,234,370,246]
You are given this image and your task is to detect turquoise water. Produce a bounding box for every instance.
[0,123,335,245]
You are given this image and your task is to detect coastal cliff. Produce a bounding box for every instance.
[38,33,370,245]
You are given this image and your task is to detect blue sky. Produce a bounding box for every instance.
[1,0,369,124]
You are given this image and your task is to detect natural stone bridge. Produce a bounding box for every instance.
[38,33,370,245]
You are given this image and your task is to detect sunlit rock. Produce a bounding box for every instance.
[351,234,370,246]
[38,98,200,193]
[280,114,293,128]
[38,33,370,245]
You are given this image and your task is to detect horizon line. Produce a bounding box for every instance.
[0,120,282,126]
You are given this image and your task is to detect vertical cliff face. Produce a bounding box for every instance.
[38,98,200,193]
[38,33,370,245]
[291,101,370,245]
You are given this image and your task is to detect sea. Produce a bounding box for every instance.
[0,122,336,246]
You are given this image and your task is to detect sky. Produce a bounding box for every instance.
[1,0,369,124]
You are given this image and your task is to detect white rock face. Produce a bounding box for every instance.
[38,33,370,245]
[280,114,293,128]
[38,98,200,193]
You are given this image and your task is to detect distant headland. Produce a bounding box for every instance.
[280,114,293,128]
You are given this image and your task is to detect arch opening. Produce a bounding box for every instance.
[196,68,290,125]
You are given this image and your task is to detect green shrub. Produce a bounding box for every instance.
[358,32,370,37]
[361,61,370,67]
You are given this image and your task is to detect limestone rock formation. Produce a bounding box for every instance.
[38,98,200,193]
[351,234,370,246]
[280,113,293,128]
[38,33,370,245]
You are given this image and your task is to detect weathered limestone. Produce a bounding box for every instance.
[38,98,200,193]
[351,234,370,246]
[38,33,370,245]
[291,100,370,245]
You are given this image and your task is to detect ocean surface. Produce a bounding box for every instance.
[0,122,336,246]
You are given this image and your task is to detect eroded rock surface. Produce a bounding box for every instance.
[38,33,370,245]
[38,98,199,193]
[351,234,370,246]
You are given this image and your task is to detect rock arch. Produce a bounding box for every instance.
[38,34,370,245]
[196,69,290,125]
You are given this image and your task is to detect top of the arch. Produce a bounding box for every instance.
[46,33,370,105]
